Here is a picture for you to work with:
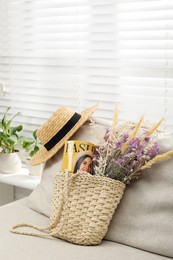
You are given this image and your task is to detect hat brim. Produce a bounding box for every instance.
[30,103,98,165]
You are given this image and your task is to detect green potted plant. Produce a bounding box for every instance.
[22,130,40,158]
[0,107,23,174]
[22,130,44,176]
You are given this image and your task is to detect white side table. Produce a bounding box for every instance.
[0,167,41,206]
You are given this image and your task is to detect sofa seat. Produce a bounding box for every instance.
[0,198,169,260]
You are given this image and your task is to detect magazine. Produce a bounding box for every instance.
[62,140,96,173]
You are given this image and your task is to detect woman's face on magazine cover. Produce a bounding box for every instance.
[79,156,92,173]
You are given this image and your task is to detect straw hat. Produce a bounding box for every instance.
[30,103,98,165]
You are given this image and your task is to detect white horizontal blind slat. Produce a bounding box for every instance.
[118,0,173,132]
[0,0,118,137]
[0,0,173,137]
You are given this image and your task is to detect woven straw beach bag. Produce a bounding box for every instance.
[11,171,125,246]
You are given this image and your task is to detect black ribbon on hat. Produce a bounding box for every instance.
[44,113,81,151]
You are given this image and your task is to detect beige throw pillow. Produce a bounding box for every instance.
[105,133,173,258]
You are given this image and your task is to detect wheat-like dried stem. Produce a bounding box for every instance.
[112,105,118,132]
[140,150,173,171]
[145,118,163,137]
[89,119,104,144]
[123,150,173,183]
[121,115,144,154]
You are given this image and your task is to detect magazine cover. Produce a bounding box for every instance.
[62,140,96,173]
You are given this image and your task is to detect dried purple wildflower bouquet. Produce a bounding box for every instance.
[92,107,173,185]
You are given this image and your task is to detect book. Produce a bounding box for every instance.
[62,140,96,173]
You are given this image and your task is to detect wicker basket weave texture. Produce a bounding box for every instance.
[50,171,125,245]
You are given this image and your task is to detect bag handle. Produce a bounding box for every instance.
[10,222,51,238]
[10,172,78,238]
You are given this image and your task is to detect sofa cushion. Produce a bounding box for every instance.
[0,199,170,260]
[105,133,173,258]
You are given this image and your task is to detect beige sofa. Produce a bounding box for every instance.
[0,119,172,260]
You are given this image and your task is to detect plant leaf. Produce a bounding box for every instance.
[6,112,22,132]
[1,107,11,131]
[30,146,39,157]
[32,130,37,140]
[11,125,23,135]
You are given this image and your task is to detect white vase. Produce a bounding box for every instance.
[26,159,45,176]
[0,152,22,174]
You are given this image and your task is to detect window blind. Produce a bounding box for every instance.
[117,0,173,132]
[0,0,173,137]
[0,0,118,137]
